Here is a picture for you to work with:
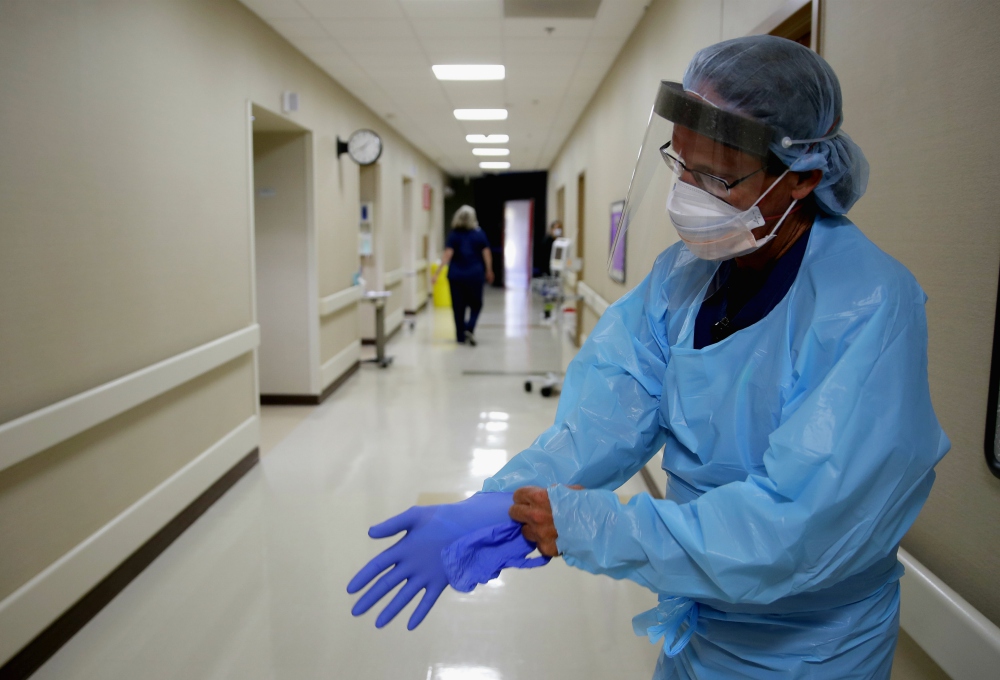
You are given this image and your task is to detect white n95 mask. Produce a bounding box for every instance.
[667,171,796,261]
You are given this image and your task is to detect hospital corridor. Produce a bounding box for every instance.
[1,2,999,679]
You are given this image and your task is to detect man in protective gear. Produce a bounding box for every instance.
[351,35,948,680]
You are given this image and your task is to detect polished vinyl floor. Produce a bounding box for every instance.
[34,288,661,680]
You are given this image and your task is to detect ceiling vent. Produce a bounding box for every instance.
[503,0,602,19]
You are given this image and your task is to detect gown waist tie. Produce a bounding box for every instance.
[633,478,906,655]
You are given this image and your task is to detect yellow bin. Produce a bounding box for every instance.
[430,263,452,308]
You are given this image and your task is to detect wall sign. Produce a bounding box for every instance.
[608,200,626,284]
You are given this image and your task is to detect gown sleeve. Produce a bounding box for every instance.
[483,262,672,493]
[548,285,950,604]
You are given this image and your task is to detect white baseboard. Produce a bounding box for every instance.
[320,340,361,391]
[318,285,362,317]
[898,547,1000,679]
[0,415,259,666]
[0,325,259,474]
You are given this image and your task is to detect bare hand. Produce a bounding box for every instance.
[485,270,495,284]
[509,485,583,557]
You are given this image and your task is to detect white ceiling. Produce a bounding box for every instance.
[239,0,649,175]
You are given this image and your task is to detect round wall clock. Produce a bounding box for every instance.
[341,129,382,165]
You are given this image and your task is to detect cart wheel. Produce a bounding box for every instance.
[540,385,553,397]
[524,381,532,393]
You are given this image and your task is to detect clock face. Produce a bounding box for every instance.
[348,129,382,165]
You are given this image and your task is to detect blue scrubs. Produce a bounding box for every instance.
[446,228,491,341]
[484,215,949,679]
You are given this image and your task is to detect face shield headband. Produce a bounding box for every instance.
[608,81,778,272]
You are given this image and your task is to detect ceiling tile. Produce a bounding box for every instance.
[247,0,645,175]
[318,18,416,39]
[421,37,504,62]
[503,36,587,55]
[337,36,426,56]
[409,18,502,38]
[298,0,405,19]
[239,0,312,20]
[501,17,593,38]
[400,0,503,20]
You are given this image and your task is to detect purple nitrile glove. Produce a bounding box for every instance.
[349,492,543,629]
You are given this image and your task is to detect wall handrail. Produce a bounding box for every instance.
[384,268,405,287]
[318,284,363,317]
[0,325,259,474]
[898,547,1000,679]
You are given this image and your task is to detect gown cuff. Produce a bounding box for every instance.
[549,485,623,572]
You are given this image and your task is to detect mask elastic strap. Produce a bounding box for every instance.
[750,168,791,209]
[755,198,799,247]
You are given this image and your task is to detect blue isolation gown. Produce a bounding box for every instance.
[484,215,949,679]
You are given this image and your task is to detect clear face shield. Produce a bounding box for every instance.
[609,82,779,274]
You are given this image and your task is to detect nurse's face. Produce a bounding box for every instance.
[670,125,781,213]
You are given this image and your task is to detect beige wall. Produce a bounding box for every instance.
[0,0,444,655]
[0,355,255,601]
[824,0,1000,625]
[551,0,1000,632]
[320,305,359,366]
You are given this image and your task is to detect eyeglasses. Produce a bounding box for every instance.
[659,141,765,198]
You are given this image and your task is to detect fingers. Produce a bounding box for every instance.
[512,486,547,506]
[408,582,447,630]
[375,580,423,628]
[346,546,400,594]
[368,507,420,539]
[351,567,405,617]
[510,486,560,557]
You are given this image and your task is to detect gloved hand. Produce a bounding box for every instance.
[348,492,544,629]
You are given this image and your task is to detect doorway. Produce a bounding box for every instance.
[503,199,534,289]
[359,163,380,340]
[401,176,416,313]
[251,104,316,400]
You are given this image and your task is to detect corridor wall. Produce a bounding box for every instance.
[548,0,1000,670]
[0,0,443,667]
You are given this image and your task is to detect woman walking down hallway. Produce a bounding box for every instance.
[432,205,494,345]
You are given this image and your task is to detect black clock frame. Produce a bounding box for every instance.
[337,129,382,166]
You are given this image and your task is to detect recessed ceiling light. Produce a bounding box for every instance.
[473,148,510,156]
[467,134,509,144]
[480,161,510,170]
[454,109,508,120]
[433,65,505,81]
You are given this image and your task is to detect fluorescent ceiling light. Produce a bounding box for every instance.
[479,161,510,170]
[467,134,509,144]
[433,65,505,81]
[473,148,510,156]
[454,109,508,120]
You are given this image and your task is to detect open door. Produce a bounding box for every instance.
[251,104,317,402]
[503,199,534,289]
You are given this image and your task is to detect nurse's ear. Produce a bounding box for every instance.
[790,169,823,200]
